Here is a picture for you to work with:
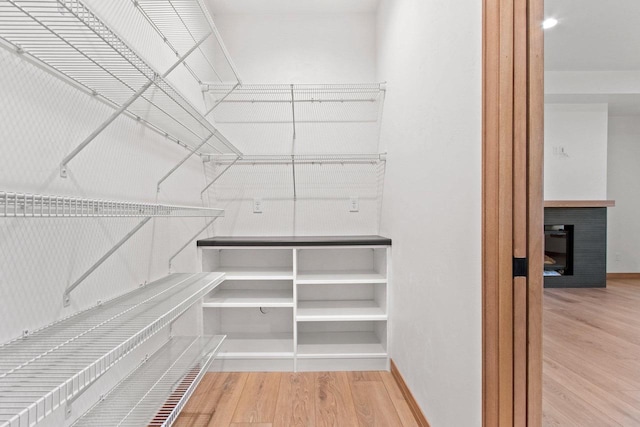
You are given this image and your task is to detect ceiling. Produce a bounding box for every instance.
[207,0,379,15]
[545,0,640,115]
[545,0,640,71]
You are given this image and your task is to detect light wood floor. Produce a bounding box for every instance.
[543,278,640,426]
[175,371,418,427]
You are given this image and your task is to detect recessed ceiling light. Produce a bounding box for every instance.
[542,18,558,29]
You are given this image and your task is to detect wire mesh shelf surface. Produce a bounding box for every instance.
[0,0,241,155]
[0,191,225,218]
[132,0,240,85]
[209,153,387,165]
[72,335,225,427]
[201,82,386,156]
[0,272,225,427]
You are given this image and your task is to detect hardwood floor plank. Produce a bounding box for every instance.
[315,372,360,427]
[350,381,404,427]
[232,372,281,423]
[273,373,315,427]
[543,374,620,426]
[347,371,382,382]
[180,373,218,415]
[380,371,419,427]
[544,356,640,425]
[173,413,211,427]
[543,280,640,425]
[229,424,272,427]
[207,372,249,426]
[175,373,247,427]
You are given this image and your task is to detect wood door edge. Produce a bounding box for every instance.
[390,359,431,427]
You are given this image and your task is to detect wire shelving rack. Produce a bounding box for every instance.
[0,273,225,427]
[0,0,242,178]
[200,83,387,199]
[0,191,224,218]
[72,335,225,427]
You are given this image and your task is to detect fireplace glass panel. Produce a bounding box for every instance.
[544,225,574,276]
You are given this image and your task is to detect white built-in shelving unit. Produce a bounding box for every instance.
[0,273,225,427]
[198,236,391,372]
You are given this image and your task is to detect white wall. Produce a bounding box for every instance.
[214,13,376,83]
[208,12,381,236]
[0,35,212,343]
[377,0,482,425]
[607,116,640,272]
[544,103,609,200]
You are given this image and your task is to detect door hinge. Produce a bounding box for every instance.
[513,257,528,277]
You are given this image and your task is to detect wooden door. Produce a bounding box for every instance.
[483,0,544,425]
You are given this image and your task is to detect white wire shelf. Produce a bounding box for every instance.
[0,191,225,218]
[132,0,240,85]
[72,335,225,427]
[203,83,385,102]
[208,153,386,165]
[0,272,225,427]
[0,0,241,157]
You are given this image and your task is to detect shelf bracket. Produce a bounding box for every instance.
[168,217,219,272]
[200,155,240,195]
[290,84,297,201]
[157,134,213,191]
[204,82,240,117]
[59,32,212,178]
[63,217,152,307]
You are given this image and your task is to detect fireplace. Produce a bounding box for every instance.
[544,207,607,288]
[544,225,574,277]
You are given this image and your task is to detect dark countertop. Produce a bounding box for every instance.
[197,235,392,247]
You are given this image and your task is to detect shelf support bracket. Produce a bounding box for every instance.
[59,32,212,178]
[157,134,214,191]
[200,155,240,195]
[204,82,240,116]
[290,84,297,201]
[63,217,152,307]
[168,217,219,272]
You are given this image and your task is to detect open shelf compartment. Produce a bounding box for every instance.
[203,307,294,359]
[204,280,294,308]
[297,321,387,359]
[297,282,386,321]
[203,248,294,280]
[296,247,387,284]
[0,273,224,427]
[72,335,225,426]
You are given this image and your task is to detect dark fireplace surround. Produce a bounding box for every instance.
[544,207,607,288]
